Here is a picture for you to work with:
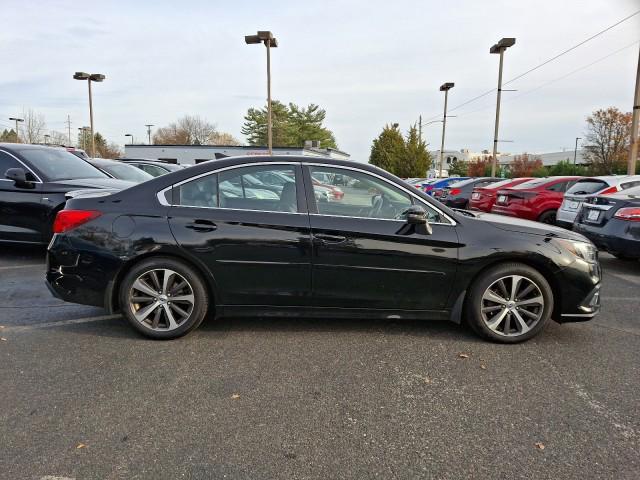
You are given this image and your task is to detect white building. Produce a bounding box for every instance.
[123,144,350,165]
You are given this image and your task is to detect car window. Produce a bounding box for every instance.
[565,179,608,195]
[546,181,568,192]
[100,163,153,182]
[16,148,108,181]
[308,166,440,221]
[0,151,22,176]
[621,180,640,190]
[140,164,167,177]
[511,178,549,189]
[474,180,493,188]
[176,174,219,208]
[218,165,298,213]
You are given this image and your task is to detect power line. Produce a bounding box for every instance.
[422,9,640,121]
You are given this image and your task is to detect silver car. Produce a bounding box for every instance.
[557,175,640,227]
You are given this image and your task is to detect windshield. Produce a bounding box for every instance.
[18,148,108,181]
[101,163,153,182]
[565,179,608,195]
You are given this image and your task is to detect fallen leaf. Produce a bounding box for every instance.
[231,394,240,399]
[0,337,7,341]
[0,325,5,329]
[76,443,86,449]
[458,353,469,359]
[480,365,487,370]
[535,442,545,450]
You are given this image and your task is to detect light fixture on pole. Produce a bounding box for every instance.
[44,134,50,145]
[9,117,24,143]
[145,124,154,144]
[125,134,134,144]
[73,72,106,157]
[245,30,278,155]
[573,137,581,165]
[489,37,516,177]
[438,82,454,178]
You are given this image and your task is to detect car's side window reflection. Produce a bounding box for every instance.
[177,174,219,208]
[309,166,444,222]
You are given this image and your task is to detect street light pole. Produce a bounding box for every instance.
[573,137,581,165]
[73,72,106,157]
[438,83,454,178]
[145,124,154,144]
[125,134,134,144]
[245,31,278,155]
[44,134,50,145]
[9,117,24,143]
[628,45,640,175]
[490,38,516,177]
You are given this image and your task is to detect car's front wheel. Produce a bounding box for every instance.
[466,263,553,343]
[119,257,209,339]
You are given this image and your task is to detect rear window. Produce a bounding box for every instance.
[565,179,608,195]
[481,178,515,190]
[448,178,478,188]
[510,178,550,189]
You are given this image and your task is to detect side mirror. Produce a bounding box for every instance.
[5,168,33,188]
[403,205,433,235]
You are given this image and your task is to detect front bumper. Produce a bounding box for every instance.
[559,283,601,322]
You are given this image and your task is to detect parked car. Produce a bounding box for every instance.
[433,177,501,209]
[87,158,154,183]
[557,175,640,228]
[120,159,186,177]
[46,156,600,343]
[421,177,469,196]
[469,177,533,213]
[0,143,135,244]
[573,185,640,260]
[491,176,581,225]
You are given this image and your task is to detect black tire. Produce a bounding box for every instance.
[537,210,557,225]
[119,257,209,339]
[465,263,553,343]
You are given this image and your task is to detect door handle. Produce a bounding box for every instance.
[185,219,217,232]
[313,233,346,243]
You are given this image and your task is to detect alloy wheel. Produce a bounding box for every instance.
[480,275,544,337]
[128,269,195,331]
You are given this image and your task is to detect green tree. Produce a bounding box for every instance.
[401,124,432,178]
[369,124,406,174]
[448,159,468,176]
[548,159,587,176]
[583,107,631,175]
[241,101,337,148]
[0,129,18,142]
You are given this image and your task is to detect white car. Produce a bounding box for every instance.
[557,175,640,227]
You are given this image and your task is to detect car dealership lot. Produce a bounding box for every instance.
[1,246,639,479]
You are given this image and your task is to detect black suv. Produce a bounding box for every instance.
[0,144,134,244]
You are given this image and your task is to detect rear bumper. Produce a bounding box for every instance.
[556,208,578,226]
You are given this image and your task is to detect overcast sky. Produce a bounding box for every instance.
[1,0,638,161]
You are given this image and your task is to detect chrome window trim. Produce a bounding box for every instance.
[302,162,456,226]
[0,148,44,183]
[156,160,457,225]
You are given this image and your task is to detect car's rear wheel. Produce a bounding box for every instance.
[119,257,209,339]
[537,210,557,225]
[466,263,553,343]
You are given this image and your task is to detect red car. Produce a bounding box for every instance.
[469,177,533,212]
[491,176,581,224]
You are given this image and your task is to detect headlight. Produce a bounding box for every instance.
[556,239,598,263]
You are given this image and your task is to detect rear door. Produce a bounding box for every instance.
[167,162,313,307]
[0,150,44,243]
[304,164,459,312]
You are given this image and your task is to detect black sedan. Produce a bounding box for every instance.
[120,159,186,177]
[46,156,601,343]
[433,177,502,209]
[0,143,135,244]
[574,185,640,260]
[87,158,154,183]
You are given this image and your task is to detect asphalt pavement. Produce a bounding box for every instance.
[1,245,639,479]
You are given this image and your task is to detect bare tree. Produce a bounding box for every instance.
[21,109,47,143]
[210,131,240,145]
[153,115,225,145]
[583,107,632,174]
[47,130,70,145]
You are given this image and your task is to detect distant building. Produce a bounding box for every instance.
[123,144,350,165]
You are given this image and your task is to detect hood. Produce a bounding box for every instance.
[57,177,136,190]
[470,211,590,242]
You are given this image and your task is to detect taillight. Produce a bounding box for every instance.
[449,188,461,195]
[614,207,640,222]
[599,186,619,195]
[53,210,102,233]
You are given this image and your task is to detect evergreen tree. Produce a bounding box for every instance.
[402,124,432,178]
[369,124,406,174]
[0,129,18,142]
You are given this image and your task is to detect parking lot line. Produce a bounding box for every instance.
[604,272,640,285]
[5,314,120,332]
[0,264,43,271]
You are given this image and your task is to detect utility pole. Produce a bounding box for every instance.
[628,45,640,175]
[573,137,581,165]
[145,124,154,144]
[489,38,516,177]
[418,115,422,143]
[439,83,454,178]
[66,115,72,145]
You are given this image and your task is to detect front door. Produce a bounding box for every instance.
[0,151,44,243]
[304,165,459,311]
[168,163,313,307]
